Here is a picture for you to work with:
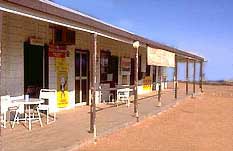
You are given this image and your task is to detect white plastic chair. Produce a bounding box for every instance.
[1,95,11,128]
[38,89,57,124]
[11,95,26,128]
[117,88,130,107]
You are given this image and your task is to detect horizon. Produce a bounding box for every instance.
[54,0,233,81]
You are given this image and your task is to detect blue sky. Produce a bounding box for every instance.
[54,0,233,80]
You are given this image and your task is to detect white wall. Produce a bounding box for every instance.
[1,13,50,96]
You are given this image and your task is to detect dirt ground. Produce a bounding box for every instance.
[78,85,233,151]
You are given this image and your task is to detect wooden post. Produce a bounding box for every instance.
[134,45,139,122]
[157,66,162,107]
[0,12,2,134]
[186,59,189,95]
[174,56,178,99]
[90,33,97,139]
[193,60,196,94]
[200,61,203,92]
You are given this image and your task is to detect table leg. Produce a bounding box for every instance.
[127,99,130,107]
[28,105,31,131]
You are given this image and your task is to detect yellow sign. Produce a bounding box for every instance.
[147,47,175,67]
[143,76,152,91]
[55,58,69,72]
[56,58,69,108]
[57,91,69,108]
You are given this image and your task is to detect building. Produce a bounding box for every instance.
[0,0,204,113]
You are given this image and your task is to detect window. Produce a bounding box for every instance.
[55,28,63,43]
[138,56,143,80]
[54,26,75,45]
[153,66,157,83]
[100,51,111,82]
[146,65,150,76]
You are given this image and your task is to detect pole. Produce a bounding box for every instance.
[200,61,203,92]
[174,56,178,99]
[90,33,97,140]
[157,66,162,107]
[134,46,139,122]
[186,59,189,95]
[193,60,196,94]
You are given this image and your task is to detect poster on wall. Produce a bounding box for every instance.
[143,76,152,91]
[56,58,69,108]
[121,57,131,75]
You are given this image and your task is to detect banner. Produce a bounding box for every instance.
[56,58,69,108]
[147,47,175,67]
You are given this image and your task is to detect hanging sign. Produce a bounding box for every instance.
[147,47,175,67]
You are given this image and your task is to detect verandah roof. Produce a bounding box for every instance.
[0,0,204,61]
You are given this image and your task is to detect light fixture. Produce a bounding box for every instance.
[133,41,140,49]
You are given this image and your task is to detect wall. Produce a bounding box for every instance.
[0,13,50,96]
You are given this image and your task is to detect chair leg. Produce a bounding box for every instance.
[54,112,56,122]
[37,108,43,127]
[127,99,130,107]
[46,110,49,124]
[24,113,27,124]
[12,111,18,128]
[17,116,19,124]
[3,112,7,128]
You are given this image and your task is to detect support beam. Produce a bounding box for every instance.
[174,56,178,99]
[157,66,162,107]
[186,59,189,95]
[134,42,139,122]
[90,33,97,139]
[0,11,2,96]
[193,61,196,94]
[200,61,203,92]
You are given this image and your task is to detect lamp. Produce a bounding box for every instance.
[133,41,140,49]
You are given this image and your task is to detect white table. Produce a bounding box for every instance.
[13,98,44,130]
[117,88,133,107]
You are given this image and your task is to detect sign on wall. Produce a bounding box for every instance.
[56,58,69,108]
[121,57,131,75]
[147,47,175,67]
[49,44,68,58]
[29,37,44,46]
[143,76,152,91]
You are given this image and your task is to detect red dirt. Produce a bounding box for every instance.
[79,85,233,151]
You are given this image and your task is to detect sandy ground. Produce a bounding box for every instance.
[79,85,233,151]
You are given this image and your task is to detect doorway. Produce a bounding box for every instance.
[75,50,89,105]
[24,43,48,98]
[152,66,157,90]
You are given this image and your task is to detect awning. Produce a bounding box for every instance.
[147,47,175,67]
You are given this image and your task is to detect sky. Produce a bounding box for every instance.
[54,0,233,81]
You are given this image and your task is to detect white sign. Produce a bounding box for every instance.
[147,47,175,67]
[29,37,44,46]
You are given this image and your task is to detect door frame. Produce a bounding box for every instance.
[75,49,90,106]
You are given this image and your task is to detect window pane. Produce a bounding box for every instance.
[82,54,88,77]
[75,53,80,76]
